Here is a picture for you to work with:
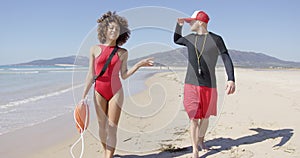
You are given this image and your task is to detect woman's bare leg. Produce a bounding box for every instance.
[190,119,199,158]
[106,89,124,158]
[94,91,108,154]
[198,118,209,150]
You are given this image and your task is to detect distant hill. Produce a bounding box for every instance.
[229,49,300,68]
[11,48,300,68]
[128,48,300,68]
[16,55,89,66]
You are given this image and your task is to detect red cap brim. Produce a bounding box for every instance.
[183,18,196,23]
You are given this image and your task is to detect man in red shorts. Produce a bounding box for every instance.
[174,10,235,157]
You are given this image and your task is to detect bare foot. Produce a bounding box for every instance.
[198,137,209,151]
[192,149,199,158]
[102,151,106,158]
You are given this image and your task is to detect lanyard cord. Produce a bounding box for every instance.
[194,34,207,69]
[70,98,89,158]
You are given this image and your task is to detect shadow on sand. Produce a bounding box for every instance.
[115,128,293,158]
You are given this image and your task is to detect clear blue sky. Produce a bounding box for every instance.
[1,0,299,65]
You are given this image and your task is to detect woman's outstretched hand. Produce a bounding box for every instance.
[138,57,154,67]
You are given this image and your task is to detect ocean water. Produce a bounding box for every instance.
[0,65,159,136]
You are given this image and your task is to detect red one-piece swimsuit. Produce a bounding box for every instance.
[94,45,122,101]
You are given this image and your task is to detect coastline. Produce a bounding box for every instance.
[1,68,300,157]
[0,112,77,158]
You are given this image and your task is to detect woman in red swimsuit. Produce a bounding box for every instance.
[81,11,153,158]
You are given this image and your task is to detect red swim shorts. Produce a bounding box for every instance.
[183,84,217,119]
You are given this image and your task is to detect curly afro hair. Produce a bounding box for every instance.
[97,11,130,46]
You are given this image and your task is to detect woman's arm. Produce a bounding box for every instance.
[81,46,97,99]
[119,49,153,80]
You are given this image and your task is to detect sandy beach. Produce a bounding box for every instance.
[1,68,300,158]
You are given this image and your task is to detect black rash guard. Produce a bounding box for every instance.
[174,23,235,88]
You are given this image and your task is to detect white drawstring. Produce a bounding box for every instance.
[70,97,89,158]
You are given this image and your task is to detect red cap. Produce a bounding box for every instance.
[183,11,210,23]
